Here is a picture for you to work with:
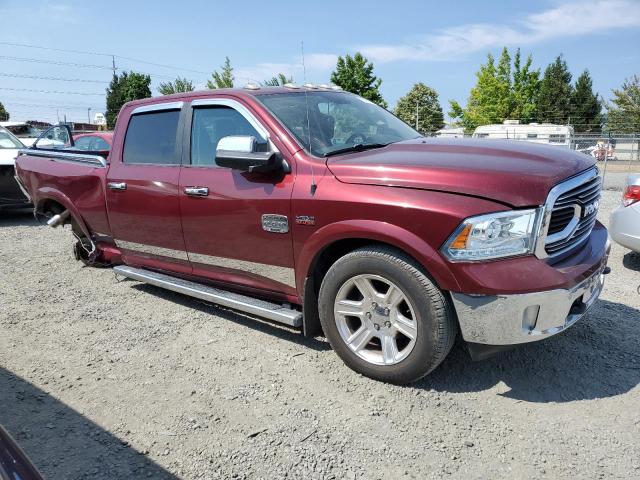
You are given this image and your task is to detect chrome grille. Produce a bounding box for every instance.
[542,169,601,258]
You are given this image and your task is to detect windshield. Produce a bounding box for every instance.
[6,124,41,138]
[257,91,421,157]
[0,129,24,149]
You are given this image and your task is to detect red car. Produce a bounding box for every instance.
[72,132,113,152]
[15,86,609,383]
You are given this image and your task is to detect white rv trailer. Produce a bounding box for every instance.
[473,120,573,147]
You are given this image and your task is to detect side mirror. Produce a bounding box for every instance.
[34,125,74,150]
[215,136,287,173]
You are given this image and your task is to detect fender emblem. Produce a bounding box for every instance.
[262,214,289,233]
[296,215,315,226]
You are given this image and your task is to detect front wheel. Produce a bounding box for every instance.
[318,246,456,384]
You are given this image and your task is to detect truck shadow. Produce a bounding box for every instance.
[0,209,37,227]
[419,299,640,402]
[131,282,331,352]
[0,367,178,479]
[622,251,640,272]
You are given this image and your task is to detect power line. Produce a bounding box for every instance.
[0,55,112,70]
[0,87,103,96]
[0,40,210,75]
[0,72,108,84]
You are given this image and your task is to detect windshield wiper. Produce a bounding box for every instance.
[323,142,390,157]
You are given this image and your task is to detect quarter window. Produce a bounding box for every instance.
[123,110,180,164]
[190,106,266,167]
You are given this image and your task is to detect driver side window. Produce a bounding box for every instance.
[190,106,267,167]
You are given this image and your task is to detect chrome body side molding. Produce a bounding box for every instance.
[113,265,302,327]
[113,239,296,288]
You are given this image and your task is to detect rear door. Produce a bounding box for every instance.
[179,98,296,295]
[106,102,191,274]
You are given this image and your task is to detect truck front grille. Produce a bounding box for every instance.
[543,168,601,258]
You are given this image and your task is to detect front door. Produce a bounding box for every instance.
[106,103,191,274]
[179,98,296,295]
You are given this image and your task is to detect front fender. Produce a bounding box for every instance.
[295,219,461,293]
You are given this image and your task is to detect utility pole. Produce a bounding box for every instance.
[415,100,419,131]
[112,55,117,77]
[87,108,91,124]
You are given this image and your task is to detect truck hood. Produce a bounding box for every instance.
[326,138,595,207]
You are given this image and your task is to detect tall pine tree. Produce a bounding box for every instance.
[537,55,573,124]
[330,53,387,108]
[570,70,602,132]
[0,101,9,121]
[607,75,640,133]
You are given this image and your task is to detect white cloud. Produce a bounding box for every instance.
[358,0,640,63]
[234,53,339,85]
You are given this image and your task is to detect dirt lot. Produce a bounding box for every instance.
[1,188,639,480]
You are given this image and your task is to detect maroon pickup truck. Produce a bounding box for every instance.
[15,86,610,384]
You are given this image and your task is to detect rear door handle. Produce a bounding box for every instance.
[184,187,209,197]
[107,182,127,191]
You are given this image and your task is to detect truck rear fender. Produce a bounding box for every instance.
[35,186,92,240]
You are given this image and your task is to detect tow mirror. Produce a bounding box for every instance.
[215,136,288,173]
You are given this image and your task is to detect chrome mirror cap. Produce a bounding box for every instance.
[216,135,257,154]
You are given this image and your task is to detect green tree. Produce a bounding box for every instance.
[330,52,387,108]
[510,49,540,124]
[158,77,195,95]
[449,47,540,132]
[262,73,293,86]
[570,70,602,132]
[0,101,9,121]
[105,71,151,129]
[607,74,640,133]
[394,83,444,134]
[207,56,234,89]
[537,55,573,124]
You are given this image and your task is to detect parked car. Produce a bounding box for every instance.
[0,425,43,480]
[0,122,42,146]
[0,126,31,211]
[15,86,610,384]
[610,173,640,253]
[73,132,113,152]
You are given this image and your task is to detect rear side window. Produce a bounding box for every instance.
[123,110,180,164]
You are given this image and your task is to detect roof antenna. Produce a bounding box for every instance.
[301,40,317,195]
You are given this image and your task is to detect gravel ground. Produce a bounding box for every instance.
[1,189,639,480]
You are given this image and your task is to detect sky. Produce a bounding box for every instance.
[0,0,639,124]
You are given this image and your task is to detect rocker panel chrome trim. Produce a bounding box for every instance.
[114,239,188,261]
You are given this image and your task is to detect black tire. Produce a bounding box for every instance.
[318,245,456,384]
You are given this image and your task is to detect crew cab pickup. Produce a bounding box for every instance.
[15,86,610,384]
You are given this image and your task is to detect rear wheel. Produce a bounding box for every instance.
[318,246,456,384]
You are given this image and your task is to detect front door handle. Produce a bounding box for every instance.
[184,186,209,197]
[108,182,127,191]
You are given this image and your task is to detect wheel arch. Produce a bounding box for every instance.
[34,187,92,239]
[298,220,460,337]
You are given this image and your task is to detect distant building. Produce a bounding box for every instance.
[473,120,574,147]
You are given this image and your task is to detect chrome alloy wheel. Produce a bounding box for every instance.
[333,274,418,366]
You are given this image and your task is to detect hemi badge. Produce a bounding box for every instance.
[296,215,315,226]
[261,214,289,233]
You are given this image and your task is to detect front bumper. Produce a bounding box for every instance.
[451,250,609,346]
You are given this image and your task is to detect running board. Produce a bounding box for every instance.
[113,265,302,328]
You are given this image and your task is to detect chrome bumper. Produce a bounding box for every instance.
[451,262,607,345]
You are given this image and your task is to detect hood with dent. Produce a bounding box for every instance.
[326,138,595,207]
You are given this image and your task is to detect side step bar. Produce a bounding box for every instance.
[113,265,302,328]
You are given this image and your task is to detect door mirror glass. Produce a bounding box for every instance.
[34,125,74,150]
[216,135,285,173]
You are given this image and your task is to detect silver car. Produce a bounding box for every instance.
[610,173,640,253]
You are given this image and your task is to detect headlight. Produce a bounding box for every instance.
[442,209,542,261]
